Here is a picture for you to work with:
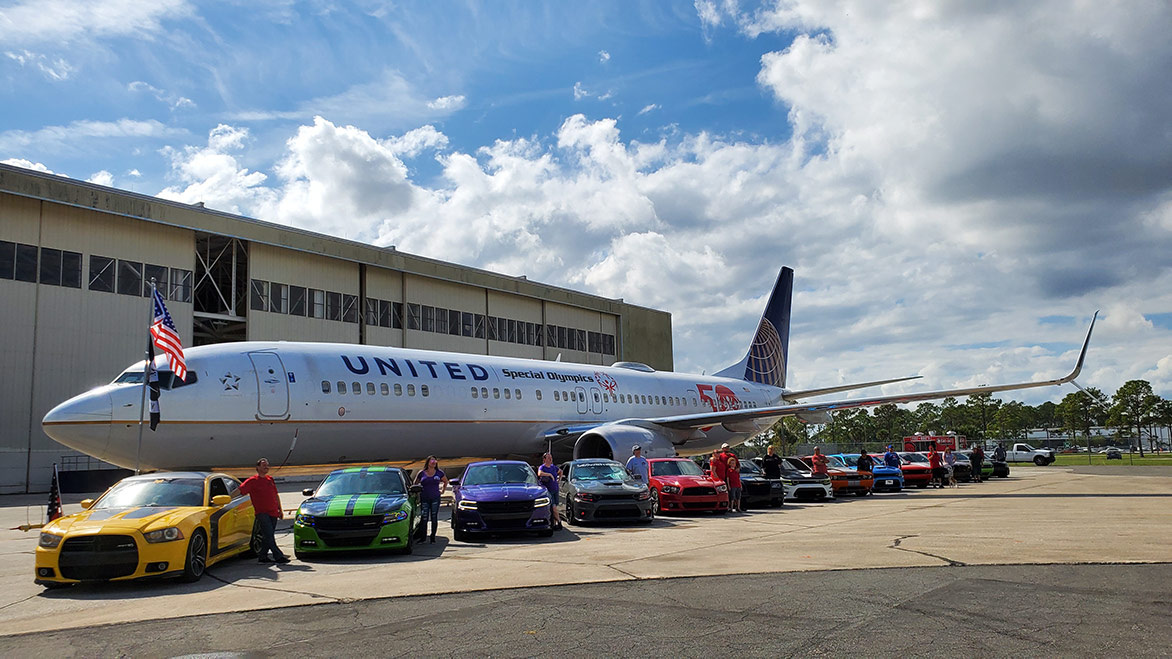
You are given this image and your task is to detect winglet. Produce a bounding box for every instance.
[1061,310,1098,383]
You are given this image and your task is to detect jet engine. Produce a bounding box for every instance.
[573,423,678,460]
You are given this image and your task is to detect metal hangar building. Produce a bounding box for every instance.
[0,164,674,493]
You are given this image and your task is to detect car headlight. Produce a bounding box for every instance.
[771,482,783,488]
[661,485,680,494]
[830,474,845,481]
[143,527,185,543]
[295,513,315,526]
[382,509,409,524]
[780,479,794,486]
[635,490,650,501]
[715,484,728,493]
[575,492,599,502]
[38,532,63,549]
[819,478,831,485]
[534,496,551,508]
[457,499,479,510]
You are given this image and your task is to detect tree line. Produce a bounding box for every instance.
[752,379,1172,456]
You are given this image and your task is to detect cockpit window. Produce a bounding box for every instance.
[113,369,198,389]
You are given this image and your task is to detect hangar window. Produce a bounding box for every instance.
[536,390,542,401]
[407,303,421,330]
[462,312,473,337]
[493,388,500,399]
[422,305,436,332]
[506,319,517,343]
[546,324,557,348]
[504,388,511,400]
[337,381,346,394]
[553,390,560,401]
[116,259,143,296]
[378,300,394,328]
[287,285,306,316]
[474,314,485,339]
[311,289,326,319]
[327,292,343,321]
[0,241,13,279]
[144,264,168,297]
[270,283,289,314]
[407,384,416,396]
[86,254,112,289]
[497,317,508,342]
[392,302,404,329]
[342,294,358,323]
[471,387,479,398]
[364,298,378,326]
[395,383,403,396]
[603,334,616,355]
[12,243,37,283]
[38,248,61,286]
[322,381,330,393]
[381,383,389,396]
[250,279,268,311]
[351,381,361,394]
[366,382,375,395]
[486,316,498,340]
[170,268,193,303]
[481,387,488,398]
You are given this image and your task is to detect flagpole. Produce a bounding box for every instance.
[134,279,157,475]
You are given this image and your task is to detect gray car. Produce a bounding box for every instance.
[560,459,655,525]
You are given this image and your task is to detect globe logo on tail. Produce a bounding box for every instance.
[744,318,785,387]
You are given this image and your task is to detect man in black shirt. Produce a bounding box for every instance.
[760,445,783,479]
[856,451,874,473]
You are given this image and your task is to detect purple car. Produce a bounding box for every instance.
[450,460,555,541]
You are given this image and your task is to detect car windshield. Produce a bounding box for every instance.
[573,464,630,481]
[462,463,538,486]
[739,460,763,475]
[316,470,405,497]
[825,455,848,468]
[95,477,205,508]
[651,460,704,477]
[900,452,929,464]
[779,467,806,478]
[783,457,811,471]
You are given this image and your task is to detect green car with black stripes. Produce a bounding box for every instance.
[293,466,422,558]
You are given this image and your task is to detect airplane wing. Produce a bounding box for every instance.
[650,312,1097,431]
[784,375,922,401]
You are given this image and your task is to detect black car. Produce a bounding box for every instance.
[737,459,784,508]
[560,459,654,525]
[989,459,1010,477]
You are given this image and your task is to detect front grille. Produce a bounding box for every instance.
[479,500,536,515]
[314,515,382,531]
[599,493,636,501]
[745,482,771,496]
[682,501,718,509]
[59,534,138,580]
[793,488,827,500]
[682,486,716,497]
[595,506,642,518]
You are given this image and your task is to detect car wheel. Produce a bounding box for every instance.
[566,500,580,525]
[399,524,415,555]
[242,520,263,558]
[856,490,868,497]
[179,529,208,583]
[452,522,469,542]
[649,488,660,515]
[770,498,782,508]
[1033,456,1047,466]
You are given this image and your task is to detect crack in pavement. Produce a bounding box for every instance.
[889,534,966,567]
[205,571,346,603]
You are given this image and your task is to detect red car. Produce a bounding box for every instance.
[647,458,729,514]
[897,452,934,488]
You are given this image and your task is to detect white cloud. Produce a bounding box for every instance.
[0,0,192,48]
[598,50,610,63]
[129,81,195,110]
[158,124,275,215]
[0,118,182,153]
[87,170,114,186]
[427,94,466,111]
[573,81,590,100]
[385,125,449,158]
[638,104,660,115]
[1,158,54,173]
[5,50,73,80]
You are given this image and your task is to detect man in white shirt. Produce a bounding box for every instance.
[626,445,650,483]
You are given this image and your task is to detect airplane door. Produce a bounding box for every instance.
[574,386,588,414]
[590,387,603,414]
[249,352,289,418]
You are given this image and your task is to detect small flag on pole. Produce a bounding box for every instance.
[148,340,161,431]
[150,287,187,380]
[47,463,62,523]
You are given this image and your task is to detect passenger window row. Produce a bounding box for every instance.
[320,380,430,397]
[469,387,526,401]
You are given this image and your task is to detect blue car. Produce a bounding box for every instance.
[450,460,555,541]
[837,453,904,492]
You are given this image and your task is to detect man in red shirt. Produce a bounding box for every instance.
[710,446,729,484]
[927,443,947,489]
[810,447,829,476]
[239,458,290,563]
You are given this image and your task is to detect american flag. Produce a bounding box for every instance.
[47,463,62,522]
[150,288,187,380]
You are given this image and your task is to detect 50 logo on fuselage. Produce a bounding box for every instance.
[696,383,739,412]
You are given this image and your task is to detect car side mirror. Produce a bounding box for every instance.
[302,488,315,497]
[449,479,460,489]
[409,484,422,495]
[212,495,231,506]
[80,499,94,510]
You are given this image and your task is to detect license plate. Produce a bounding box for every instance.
[848,480,859,486]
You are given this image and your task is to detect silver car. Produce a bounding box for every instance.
[560,459,655,525]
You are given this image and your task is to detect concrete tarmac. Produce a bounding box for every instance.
[1,466,1170,655]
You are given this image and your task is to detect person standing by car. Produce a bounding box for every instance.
[928,444,946,488]
[943,448,958,487]
[626,445,650,484]
[810,447,830,477]
[710,447,728,485]
[856,451,875,473]
[994,442,1007,462]
[761,445,783,480]
[971,445,985,482]
[239,457,290,564]
[725,452,743,512]
[414,455,448,543]
[883,445,901,469]
[537,453,562,530]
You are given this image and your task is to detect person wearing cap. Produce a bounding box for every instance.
[626,445,650,484]
[883,445,901,469]
[710,448,728,485]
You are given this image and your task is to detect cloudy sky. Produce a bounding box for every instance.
[3,0,1171,403]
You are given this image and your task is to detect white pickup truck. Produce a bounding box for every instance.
[1004,443,1056,466]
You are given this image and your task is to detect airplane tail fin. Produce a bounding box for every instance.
[714,266,793,388]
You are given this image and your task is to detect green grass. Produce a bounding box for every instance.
[1050,453,1172,467]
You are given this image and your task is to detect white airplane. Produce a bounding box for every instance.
[42,267,1096,471]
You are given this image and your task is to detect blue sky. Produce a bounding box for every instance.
[4,1,1172,403]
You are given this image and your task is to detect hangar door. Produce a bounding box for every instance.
[249,352,289,418]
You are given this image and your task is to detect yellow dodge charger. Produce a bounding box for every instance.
[35,472,258,588]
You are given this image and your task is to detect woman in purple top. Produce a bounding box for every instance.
[414,456,448,543]
[537,453,562,530]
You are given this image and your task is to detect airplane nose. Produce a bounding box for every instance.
[42,389,113,459]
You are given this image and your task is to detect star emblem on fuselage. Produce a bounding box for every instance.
[220,373,240,390]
